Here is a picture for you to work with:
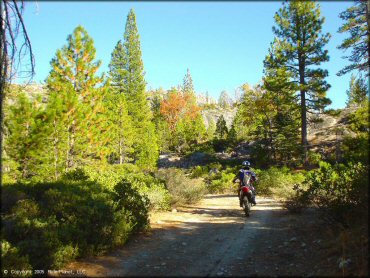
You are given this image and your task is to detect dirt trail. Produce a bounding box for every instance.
[68,194,338,277]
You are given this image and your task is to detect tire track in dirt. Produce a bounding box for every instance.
[67,195,285,277]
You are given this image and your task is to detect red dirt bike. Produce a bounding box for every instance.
[239,184,256,217]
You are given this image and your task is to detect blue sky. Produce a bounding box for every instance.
[22,1,354,109]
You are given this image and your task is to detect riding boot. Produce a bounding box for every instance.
[252,195,257,205]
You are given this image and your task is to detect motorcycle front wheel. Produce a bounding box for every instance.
[242,195,251,217]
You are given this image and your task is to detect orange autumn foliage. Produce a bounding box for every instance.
[160,90,201,131]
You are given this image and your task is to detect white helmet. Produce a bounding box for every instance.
[242,161,251,167]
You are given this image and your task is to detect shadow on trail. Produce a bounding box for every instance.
[203,194,236,199]
[175,206,244,218]
[69,200,287,277]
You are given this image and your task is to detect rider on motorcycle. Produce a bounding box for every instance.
[233,161,257,206]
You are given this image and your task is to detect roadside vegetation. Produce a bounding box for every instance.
[1,0,368,275]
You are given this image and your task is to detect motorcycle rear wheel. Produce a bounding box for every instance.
[242,196,251,217]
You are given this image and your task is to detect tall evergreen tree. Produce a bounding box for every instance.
[268,1,331,165]
[338,0,370,77]
[182,68,195,101]
[227,124,237,145]
[206,117,216,140]
[346,74,369,106]
[263,41,301,164]
[181,69,206,145]
[233,84,263,141]
[108,41,135,164]
[150,88,169,152]
[120,9,158,169]
[46,25,107,169]
[215,115,228,139]
[44,88,70,179]
[5,93,49,180]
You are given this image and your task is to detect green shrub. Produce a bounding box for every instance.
[1,240,32,273]
[292,162,368,224]
[190,162,225,179]
[208,171,236,193]
[62,164,171,211]
[62,168,89,181]
[212,139,229,152]
[121,171,171,211]
[1,185,27,214]
[52,245,79,269]
[209,162,223,171]
[189,141,216,154]
[1,179,149,270]
[114,180,150,232]
[308,151,322,166]
[200,164,239,193]
[191,165,207,178]
[255,167,305,199]
[324,108,342,117]
[342,134,369,165]
[156,168,206,206]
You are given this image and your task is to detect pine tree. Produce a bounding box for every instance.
[46,25,107,169]
[44,89,70,179]
[227,124,237,144]
[268,1,331,165]
[108,41,135,164]
[182,68,195,102]
[338,0,370,77]
[215,115,228,139]
[346,74,368,106]
[181,69,206,146]
[263,40,301,164]
[5,92,49,180]
[122,9,151,122]
[109,41,126,93]
[206,117,216,140]
[233,84,263,141]
[120,9,158,169]
[150,88,169,152]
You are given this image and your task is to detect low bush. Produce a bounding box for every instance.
[307,151,323,166]
[203,165,239,193]
[291,161,368,224]
[62,164,171,211]
[156,168,206,206]
[212,139,229,152]
[1,179,149,270]
[207,171,236,193]
[188,141,216,155]
[324,108,342,117]
[1,240,32,273]
[191,165,209,178]
[190,162,224,178]
[255,167,305,199]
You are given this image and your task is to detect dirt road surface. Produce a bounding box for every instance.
[68,194,338,277]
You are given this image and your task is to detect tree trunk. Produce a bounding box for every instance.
[300,89,308,164]
[0,1,6,186]
[69,120,75,168]
[0,75,4,186]
[66,127,70,170]
[299,61,308,167]
[119,108,123,164]
[53,119,59,180]
[119,137,123,164]
[367,0,370,75]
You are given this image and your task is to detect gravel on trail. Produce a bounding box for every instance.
[67,194,339,277]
